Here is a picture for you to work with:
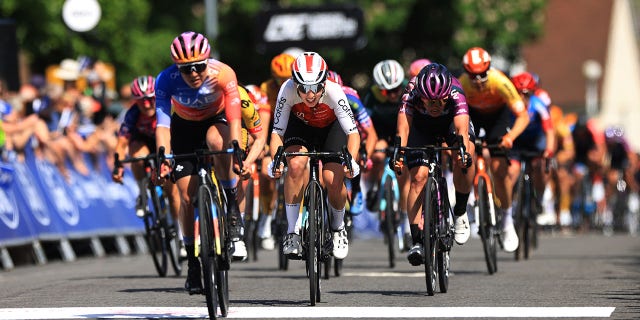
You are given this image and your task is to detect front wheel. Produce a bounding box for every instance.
[198,186,219,319]
[423,177,438,296]
[477,177,497,274]
[383,177,396,268]
[146,186,168,277]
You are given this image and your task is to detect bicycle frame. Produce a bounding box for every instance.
[272,145,353,306]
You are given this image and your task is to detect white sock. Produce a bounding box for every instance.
[502,207,514,230]
[329,203,345,231]
[286,203,300,234]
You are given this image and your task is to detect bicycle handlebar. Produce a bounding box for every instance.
[112,152,158,176]
[391,135,470,175]
[156,140,244,181]
[271,146,354,177]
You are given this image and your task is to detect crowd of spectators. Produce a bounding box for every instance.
[0,58,131,182]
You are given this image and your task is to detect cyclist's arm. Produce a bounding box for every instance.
[327,82,360,159]
[270,81,294,158]
[535,102,555,157]
[346,91,377,159]
[220,65,242,147]
[453,114,472,153]
[501,80,529,143]
[397,103,412,147]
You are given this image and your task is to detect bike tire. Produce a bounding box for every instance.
[477,177,497,274]
[198,185,219,319]
[334,258,343,277]
[306,184,319,305]
[146,185,168,277]
[437,179,451,293]
[514,175,526,261]
[383,176,396,268]
[275,179,289,271]
[423,177,437,296]
[157,190,182,277]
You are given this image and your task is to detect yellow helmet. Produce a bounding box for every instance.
[270,53,295,79]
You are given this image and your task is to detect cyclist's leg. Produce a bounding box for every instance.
[282,144,307,256]
[447,120,476,245]
[258,154,277,249]
[128,140,150,217]
[365,138,388,211]
[207,121,247,260]
[322,121,350,259]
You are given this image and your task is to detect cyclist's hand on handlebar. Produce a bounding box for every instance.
[154,160,172,185]
[364,158,373,172]
[267,160,283,179]
[237,162,253,180]
[111,166,124,184]
[543,148,554,159]
[499,135,514,149]
[392,155,405,175]
[344,157,360,178]
[457,152,473,168]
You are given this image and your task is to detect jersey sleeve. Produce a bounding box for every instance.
[155,68,173,128]
[218,64,241,123]
[118,106,137,139]
[271,80,294,136]
[325,82,358,136]
[238,86,263,134]
[497,72,526,116]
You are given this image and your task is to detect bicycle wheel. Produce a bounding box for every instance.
[423,177,437,296]
[437,182,451,293]
[275,179,289,271]
[522,180,532,260]
[198,185,220,319]
[159,190,182,277]
[513,175,526,261]
[477,177,497,274]
[383,176,396,268]
[146,185,168,277]
[334,258,343,277]
[305,183,319,305]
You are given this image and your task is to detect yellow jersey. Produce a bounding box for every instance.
[459,68,526,116]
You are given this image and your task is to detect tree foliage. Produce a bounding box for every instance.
[0,0,547,89]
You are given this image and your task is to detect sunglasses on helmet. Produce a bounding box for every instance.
[178,61,208,74]
[296,83,325,94]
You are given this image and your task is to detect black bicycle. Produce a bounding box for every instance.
[271,145,354,306]
[392,136,469,295]
[113,153,182,278]
[159,141,243,319]
[272,173,289,271]
[511,149,548,261]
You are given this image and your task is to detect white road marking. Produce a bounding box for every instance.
[342,272,425,277]
[0,307,616,319]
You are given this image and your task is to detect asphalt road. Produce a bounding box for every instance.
[0,231,638,319]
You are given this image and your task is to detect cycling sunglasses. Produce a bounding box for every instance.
[468,71,488,82]
[297,83,325,94]
[381,86,403,96]
[178,61,208,74]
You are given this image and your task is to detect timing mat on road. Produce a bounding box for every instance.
[0,307,616,319]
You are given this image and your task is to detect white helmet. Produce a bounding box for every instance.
[291,52,328,85]
[372,59,404,90]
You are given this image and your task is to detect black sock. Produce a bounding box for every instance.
[185,244,196,261]
[454,192,470,216]
[410,224,421,245]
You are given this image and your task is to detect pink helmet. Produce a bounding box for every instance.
[170,31,211,64]
[409,58,432,78]
[326,70,343,86]
[130,75,155,99]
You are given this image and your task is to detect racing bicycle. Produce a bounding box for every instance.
[159,141,243,319]
[113,153,182,278]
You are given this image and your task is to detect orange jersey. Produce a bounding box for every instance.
[156,59,241,127]
[458,68,526,116]
[259,78,280,116]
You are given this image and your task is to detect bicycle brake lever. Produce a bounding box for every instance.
[342,146,353,175]
[157,146,165,182]
[231,140,244,175]
[272,146,284,177]
[112,153,121,176]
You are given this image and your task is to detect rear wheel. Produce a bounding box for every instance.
[275,179,289,271]
[423,177,437,296]
[514,175,526,261]
[477,178,497,274]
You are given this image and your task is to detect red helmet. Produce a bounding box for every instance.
[462,47,491,74]
[130,75,155,99]
[170,31,211,64]
[511,72,537,94]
